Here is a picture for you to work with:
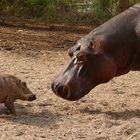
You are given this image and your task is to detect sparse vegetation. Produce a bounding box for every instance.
[0,0,140,24]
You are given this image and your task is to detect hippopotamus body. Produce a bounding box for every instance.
[52,3,140,101]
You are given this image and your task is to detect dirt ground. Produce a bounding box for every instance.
[0,23,139,140]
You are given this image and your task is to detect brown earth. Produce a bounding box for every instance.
[0,22,139,140]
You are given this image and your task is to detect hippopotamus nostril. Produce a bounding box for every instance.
[51,82,59,92]
[52,82,69,98]
[57,85,66,96]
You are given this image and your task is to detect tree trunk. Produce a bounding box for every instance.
[117,0,129,13]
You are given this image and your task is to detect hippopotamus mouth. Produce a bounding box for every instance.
[51,54,97,101]
[52,75,95,101]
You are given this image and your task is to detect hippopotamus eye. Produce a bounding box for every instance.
[68,45,81,58]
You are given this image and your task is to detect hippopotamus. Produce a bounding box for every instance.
[52,3,140,101]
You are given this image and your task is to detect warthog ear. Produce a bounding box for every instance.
[16,79,21,88]
[22,82,27,87]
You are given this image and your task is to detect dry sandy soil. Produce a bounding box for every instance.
[0,22,139,140]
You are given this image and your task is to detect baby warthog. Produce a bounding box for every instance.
[0,75,36,114]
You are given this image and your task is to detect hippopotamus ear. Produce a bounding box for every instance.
[88,40,104,56]
[88,41,94,48]
[90,37,107,55]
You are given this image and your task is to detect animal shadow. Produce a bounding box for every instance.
[80,108,140,120]
[0,103,63,128]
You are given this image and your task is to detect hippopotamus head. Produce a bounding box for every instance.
[52,36,117,101]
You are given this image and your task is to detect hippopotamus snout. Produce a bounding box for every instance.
[51,81,72,100]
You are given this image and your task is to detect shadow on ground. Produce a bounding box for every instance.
[0,104,63,128]
[80,108,140,120]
